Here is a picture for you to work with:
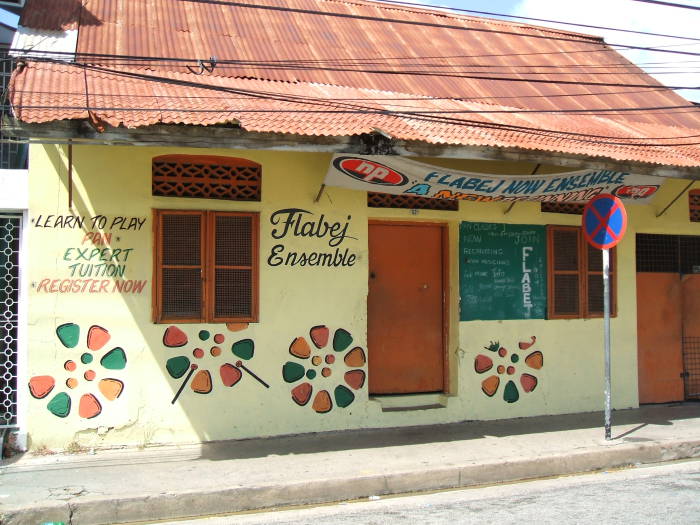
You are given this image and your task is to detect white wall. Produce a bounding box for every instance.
[0,168,27,450]
[0,169,28,210]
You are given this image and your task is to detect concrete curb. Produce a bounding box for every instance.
[4,437,700,525]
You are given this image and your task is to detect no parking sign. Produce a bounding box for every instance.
[582,193,627,441]
[582,194,627,250]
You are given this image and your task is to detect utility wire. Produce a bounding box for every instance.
[13,44,700,69]
[22,49,698,70]
[24,50,700,74]
[59,63,700,75]
[175,0,700,58]
[14,59,700,146]
[9,85,679,103]
[630,0,700,9]
[30,56,699,91]
[18,53,700,90]
[13,103,700,120]
[375,0,700,42]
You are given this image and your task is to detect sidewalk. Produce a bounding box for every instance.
[2,403,700,525]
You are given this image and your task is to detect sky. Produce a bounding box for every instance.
[0,8,17,27]
[1,1,698,101]
[415,0,700,102]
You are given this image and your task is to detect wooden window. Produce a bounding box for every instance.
[153,210,259,323]
[547,225,616,319]
[152,155,261,201]
[690,189,700,222]
[367,192,458,211]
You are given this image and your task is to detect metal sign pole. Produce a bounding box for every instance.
[583,193,625,442]
[603,248,612,440]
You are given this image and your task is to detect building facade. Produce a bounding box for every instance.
[20,143,699,450]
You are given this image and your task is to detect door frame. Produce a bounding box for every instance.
[368,220,451,393]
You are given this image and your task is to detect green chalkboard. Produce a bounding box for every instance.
[459,222,546,321]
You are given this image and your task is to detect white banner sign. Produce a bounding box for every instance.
[324,155,662,204]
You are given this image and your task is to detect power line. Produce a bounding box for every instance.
[13,99,698,116]
[13,100,700,146]
[14,44,700,71]
[9,85,679,104]
[175,0,700,58]
[20,54,700,90]
[75,60,700,91]
[375,0,700,42]
[29,51,700,74]
[14,59,700,146]
[53,59,700,76]
[630,0,700,9]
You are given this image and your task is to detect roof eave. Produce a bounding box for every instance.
[5,118,699,180]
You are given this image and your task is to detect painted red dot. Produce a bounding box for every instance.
[325,354,335,364]
[213,333,225,344]
[64,360,77,372]
[321,367,332,378]
[498,348,507,357]
[193,348,204,359]
[190,364,198,370]
[84,370,96,381]
[497,365,505,374]
[507,366,515,375]
[235,360,243,367]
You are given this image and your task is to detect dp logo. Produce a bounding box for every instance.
[333,157,408,186]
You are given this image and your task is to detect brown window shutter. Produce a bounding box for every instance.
[548,226,581,318]
[157,211,205,322]
[154,209,259,324]
[547,225,617,319]
[210,212,259,322]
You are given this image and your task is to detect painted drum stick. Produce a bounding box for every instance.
[171,364,198,404]
[236,360,269,388]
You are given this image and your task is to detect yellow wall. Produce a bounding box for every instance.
[24,144,700,450]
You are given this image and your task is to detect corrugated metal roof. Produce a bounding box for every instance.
[12,0,700,167]
[19,0,84,30]
[11,62,700,167]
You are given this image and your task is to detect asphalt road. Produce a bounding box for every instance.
[152,459,700,525]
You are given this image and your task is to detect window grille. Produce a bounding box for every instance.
[367,192,458,211]
[690,190,700,222]
[682,337,700,399]
[152,155,261,201]
[540,202,585,215]
[0,215,20,428]
[636,234,700,274]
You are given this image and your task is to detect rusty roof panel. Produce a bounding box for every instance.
[19,0,83,31]
[10,62,700,167]
[13,0,700,167]
[54,0,672,121]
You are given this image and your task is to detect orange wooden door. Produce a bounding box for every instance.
[681,274,700,398]
[636,273,684,403]
[368,223,445,394]
[682,275,700,338]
